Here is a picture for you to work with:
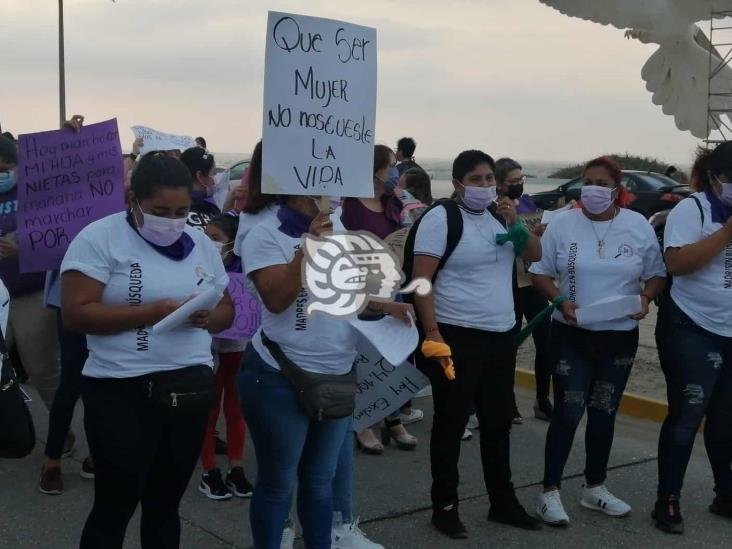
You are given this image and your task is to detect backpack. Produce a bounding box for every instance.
[658,195,703,304]
[400,198,506,301]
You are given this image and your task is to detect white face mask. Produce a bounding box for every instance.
[211,240,232,259]
[580,185,615,215]
[714,176,732,207]
[135,201,187,246]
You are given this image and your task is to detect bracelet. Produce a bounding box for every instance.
[425,325,440,334]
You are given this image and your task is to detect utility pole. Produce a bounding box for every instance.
[59,0,66,127]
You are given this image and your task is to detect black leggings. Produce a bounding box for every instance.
[80,374,208,549]
[514,286,553,400]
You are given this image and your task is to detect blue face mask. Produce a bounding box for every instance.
[383,167,400,192]
[0,170,16,194]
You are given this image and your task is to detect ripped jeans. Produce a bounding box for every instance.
[543,322,638,488]
[656,296,732,498]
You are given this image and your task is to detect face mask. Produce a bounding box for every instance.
[460,184,497,211]
[0,170,16,194]
[383,167,400,192]
[135,201,187,246]
[506,183,524,201]
[211,240,232,259]
[581,185,615,215]
[714,177,732,207]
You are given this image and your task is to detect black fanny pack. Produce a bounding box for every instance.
[261,332,356,421]
[144,365,215,416]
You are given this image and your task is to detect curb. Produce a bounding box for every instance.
[515,368,668,423]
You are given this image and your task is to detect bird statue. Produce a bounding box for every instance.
[538,1,732,138]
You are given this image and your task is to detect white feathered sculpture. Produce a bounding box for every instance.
[538,0,732,138]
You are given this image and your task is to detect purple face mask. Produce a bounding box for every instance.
[383,167,400,192]
[461,184,497,211]
[581,185,614,215]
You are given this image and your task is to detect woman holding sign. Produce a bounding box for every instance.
[240,191,412,549]
[529,156,666,526]
[411,150,542,539]
[61,154,234,548]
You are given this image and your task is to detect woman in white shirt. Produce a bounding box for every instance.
[240,193,411,548]
[530,156,666,526]
[411,150,542,539]
[654,143,732,534]
[61,154,234,549]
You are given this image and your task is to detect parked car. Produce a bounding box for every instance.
[228,160,250,185]
[529,171,690,218]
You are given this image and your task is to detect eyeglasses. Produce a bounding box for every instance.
[506,176,526,185]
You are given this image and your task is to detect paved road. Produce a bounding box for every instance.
[0,385,728,548]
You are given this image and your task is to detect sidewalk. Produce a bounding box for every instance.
[0,384,729,548]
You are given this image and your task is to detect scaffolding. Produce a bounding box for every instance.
[706,10,732,146]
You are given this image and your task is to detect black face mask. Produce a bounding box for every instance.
[506,184,524,200]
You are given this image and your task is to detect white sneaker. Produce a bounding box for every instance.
[461,428,472,441]
[580,485,631,517]
[399,408,424,425]
[332,519,384,549]
[466,414,479,430]
[280,526,295,549]
[536,489,570,526]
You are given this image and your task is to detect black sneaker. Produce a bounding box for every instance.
[489,492,543,531]
[432,505,468,539]
[199,469,232,500]
[652,495,684,534]
[214,434,228,456]
[709,495,732,519]
[80,456,95,480]
[226,467,253,498]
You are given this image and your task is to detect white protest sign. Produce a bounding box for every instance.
[352,336,429,432]
[575,295,642,326]
[349,315,418,366]
[131,126,197,155]
[261,12,377,197]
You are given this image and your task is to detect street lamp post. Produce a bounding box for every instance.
[58,0,66,127]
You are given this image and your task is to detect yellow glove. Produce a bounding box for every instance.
[421,340,456,380]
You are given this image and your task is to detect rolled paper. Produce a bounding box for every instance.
[421,339,456,380]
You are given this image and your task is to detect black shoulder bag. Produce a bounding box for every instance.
[0,328,36,459]
[261,332,356,421]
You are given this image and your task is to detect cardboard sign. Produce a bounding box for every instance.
[16,119,125,273]
[131,125,197,155]
[353,336,429,431]
[261,12,377,197]
[217,273,262,340]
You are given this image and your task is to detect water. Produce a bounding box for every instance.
[213,154,571,198]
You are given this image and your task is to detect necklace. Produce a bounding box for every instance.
[588,207,618,258]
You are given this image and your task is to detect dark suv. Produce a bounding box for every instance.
[530,171,690,218]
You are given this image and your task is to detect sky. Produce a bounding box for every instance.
[0,0,714,165]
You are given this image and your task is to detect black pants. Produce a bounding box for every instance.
[79,373,209,549]
[419,324,515,511]
[45,312,88,459]
[514,286,553,400]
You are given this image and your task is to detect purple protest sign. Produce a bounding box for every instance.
[16,119,124,273]
[217,273,262,340]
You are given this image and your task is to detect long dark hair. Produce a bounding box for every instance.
[403,168,433,205]
[690,142,732,192]
[243,140,277,214]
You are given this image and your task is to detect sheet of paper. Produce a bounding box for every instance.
[348,314,419,366]
[541,204,572,224]
[575,295,642,326]
[212,169,232,211]
[131,125,197,155]
[152,287,224,334]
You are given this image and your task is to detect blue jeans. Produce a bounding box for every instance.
[332,418,354,525]
[544,322,638,488]
[239,345,350,549]
[656,296,732,498]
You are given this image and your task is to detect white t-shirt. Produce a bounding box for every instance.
[413,204,516,332]
[0,277,9,336]
[530,208,666,331]
[243,221,357,375]
[61,212,229,378]
[665,192,732,337]
[235,205,279,259]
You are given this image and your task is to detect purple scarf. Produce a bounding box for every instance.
[126,211,195,261]
[277,206,313,238]
[704,189,732,224]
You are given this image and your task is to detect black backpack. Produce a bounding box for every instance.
[401,198,506,300]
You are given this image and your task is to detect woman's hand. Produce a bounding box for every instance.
[63,115,84,132]
[630,294,651,321]
[381,301,415,326]
[308,210,333,237]
[559,301,578,325]
[533,223,547,237]
[497,196,518,226]
[150,299,180,323]
[0,238,19,260]
[189,310,210,329]
[132,137,144,155]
